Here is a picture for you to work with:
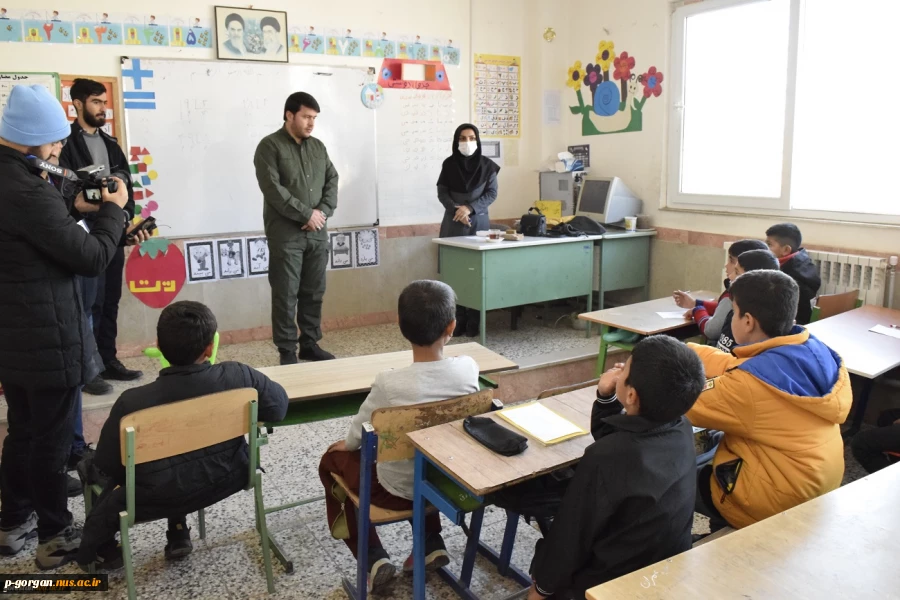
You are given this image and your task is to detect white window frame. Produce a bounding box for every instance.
[666,0,900,225]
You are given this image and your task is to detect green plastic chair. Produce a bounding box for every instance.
[86,388,276,599]
[144,331,219,368]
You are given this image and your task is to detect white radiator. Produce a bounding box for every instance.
[722,243,887,306]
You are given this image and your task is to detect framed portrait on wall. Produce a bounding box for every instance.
[214,6,288,63]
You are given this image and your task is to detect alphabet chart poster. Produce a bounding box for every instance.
[473,54,521,138]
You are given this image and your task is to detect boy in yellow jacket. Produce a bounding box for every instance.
[688,270,851,530]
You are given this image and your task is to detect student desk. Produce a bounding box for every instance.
[408,386,596,600]
[585,463,900,600]
[579,292,716,376]
[434,231,655,346]
[257,342,517,421]
[805,305,900,437]
[254,343,517,573]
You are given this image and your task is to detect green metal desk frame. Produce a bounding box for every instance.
[439,240,595,346]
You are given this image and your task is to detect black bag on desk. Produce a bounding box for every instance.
[463,416,528,456]
[519,207,546,237]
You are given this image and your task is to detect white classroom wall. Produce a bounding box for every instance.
[565,0,898,255]
[0,0,568,222]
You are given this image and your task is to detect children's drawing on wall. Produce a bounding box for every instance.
[22,10,73,43]
[246,237,269,276]
[289,25,323,54]
[185,16,212,48]
[217,238,246,279]
[566,40,663,135]
[442,40,460,66]
[329,232,352,269]
[185,240,216,283]
[0,8,24,42]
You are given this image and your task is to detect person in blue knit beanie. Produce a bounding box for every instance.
[0,84,132,569]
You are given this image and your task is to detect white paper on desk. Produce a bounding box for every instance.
[870,325,900,340]
[497,402,587,444]
[657,311,688,319]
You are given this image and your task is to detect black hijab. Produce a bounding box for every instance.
[436,123,500,194]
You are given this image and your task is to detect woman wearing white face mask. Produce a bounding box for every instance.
[437,123,500,337]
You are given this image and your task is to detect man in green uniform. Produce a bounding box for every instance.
[254,92,338,364]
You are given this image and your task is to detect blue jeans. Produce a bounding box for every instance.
[72,276,98,455]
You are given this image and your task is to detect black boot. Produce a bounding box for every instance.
[465,309,480,338]
[453,306,468,337]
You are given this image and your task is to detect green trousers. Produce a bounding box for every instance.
[268,237,329,353]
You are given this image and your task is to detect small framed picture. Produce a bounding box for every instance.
[246,236,269,277]
[353,229,379,268]
[215,6,288,63]
[329,232,353,270]
[217,238,246,279]
[185,240,217,284]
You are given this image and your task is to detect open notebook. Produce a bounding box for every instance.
[496,402,588,445]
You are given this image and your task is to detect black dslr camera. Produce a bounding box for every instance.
[29,157,127,203]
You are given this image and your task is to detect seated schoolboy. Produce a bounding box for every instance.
[525,336,705,600]
[765,222,821,324]
[851,409,900,474]
[709,248,780,352]
[318,280,479,593]
[688,270,851,532]
[76,301,289,570]
[674,239,768,346]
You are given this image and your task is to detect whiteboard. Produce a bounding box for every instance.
[376,89,457,226]
[122,59,377,238]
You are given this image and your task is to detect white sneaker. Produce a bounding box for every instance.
[0,511,38,555]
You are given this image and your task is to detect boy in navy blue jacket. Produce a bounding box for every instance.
[523,336,705,599]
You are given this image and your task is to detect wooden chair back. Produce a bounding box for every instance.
[119,388,257,465]
[814,290,860,321]
[538,379,599,400]
[370,389,494,463]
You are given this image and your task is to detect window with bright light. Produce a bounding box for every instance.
[669,0,900,220]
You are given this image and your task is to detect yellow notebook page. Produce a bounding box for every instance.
[496,401,588,445]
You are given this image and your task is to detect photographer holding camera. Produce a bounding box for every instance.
[61,78,143,397]
[0,85,130,568]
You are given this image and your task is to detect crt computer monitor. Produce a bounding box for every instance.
[576,176,642,225]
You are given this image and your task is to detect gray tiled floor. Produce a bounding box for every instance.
[0,302,874,599]
[0,415,869,600]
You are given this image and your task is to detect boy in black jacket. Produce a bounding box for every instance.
[765,223,821,325]
[526,336,705,600]
[75,301,289,570]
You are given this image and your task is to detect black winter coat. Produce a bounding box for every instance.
[781,248,821,325]
[0,145,124,390]
[93,361,289,509]
[59,121,134,243]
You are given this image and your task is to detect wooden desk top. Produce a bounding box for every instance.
[578,292,716,335]
[804,305,900,379]
[586,463,900,600]
[257,343,518,402]
[407,387,596,497]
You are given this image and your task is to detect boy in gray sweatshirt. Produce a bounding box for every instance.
[318,280,479,593]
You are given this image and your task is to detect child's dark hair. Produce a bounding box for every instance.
[625,336,705,423]
[284,92,320,120]
[765,223,802,252]
[729,270,799,338]
[157,301,218,366]
[737,249,779,272]
[727,238,768,258]
[398,280,456,347]
[70,78,107,105]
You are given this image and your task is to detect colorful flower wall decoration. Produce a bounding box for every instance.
[566,40,663,135]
